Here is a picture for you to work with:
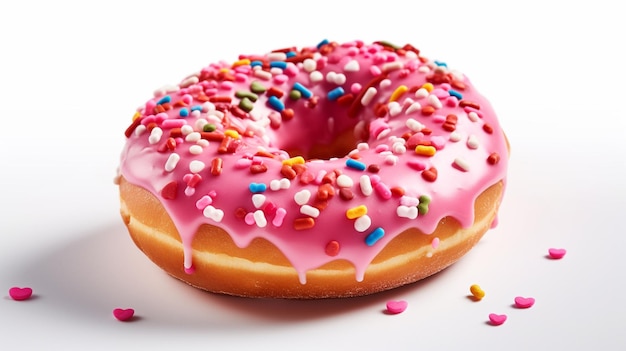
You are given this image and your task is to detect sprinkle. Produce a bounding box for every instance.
[189,160,205,173]
[327,87,345,101]
[421,83,434,92]
[294,189,311,205]
[385,300,408,314]
[210,157,223,176]
[300,204,320,218]
[548,248,567,259]
[359,175,373,196]
[164,153,180,172]
[254,69,272,80]
[346,205,367,219]
[470,284,486,300]
[161,181,178,200]
[203,205,224,222]
[487,152,500,165]
[309,71,324,83]
[113,308,135,322]
[374,181,392,200]
[448,89,463,100]
[316,39,330,49]
[453,157,470,172]
[431,237,440,249]
[421,167,438,182]
[272,208,287,227]
[294,217,315,230]
[253,210,267,227]
[195,195,213,210]
[238,97,254,112]
[488,313,507,326]
[250,81,267,94]
[346,158,366,171]
[514,296,536,309]
[360,87,377,106]
[248,182,267,193]
[292,82,313,98]
[415,145,436,156]
[148,127,163,144]
[325,241,341,256]
[203,123,217,132]
[396,205,418,219]
[8,287,33,301]
[283,156,305,166]
[270,61,287,69]
[157,95,171,105]
[467,135,479,149]
[389,85,408,102]
[224,129,240,139]
[354,215,372,232]
[382,61,403,72]
[365,227,385,246]
[250,164,268,174]
[252,194,266,208]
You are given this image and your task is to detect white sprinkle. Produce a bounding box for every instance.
[195,119,208,131]
[279,178,291,189]
[303,58,317,72]
[180,75,199,88]
[153,84,179,97]
[336,174,354,188]
[300,205,320,218]
[454,157,470,172]
[267,52,287,61]
[379,79,392,89]
[344,60,360,72]
[405,102,422,114]
[450,131,462,142]
[361,87,377,106]
[253,210,267,228]
[392,142,406,154]
[164,153,180,172]
[294,190,311,205]
[203,205,224,222]
[197,139,209,147]
[254,69,272,81]
[385,155,398,165]
[418,65,431,73]
[360,175,373,196]
[467,135,479,149]
[134,124,146,136]
[388,101,402,117]
[414,88,429,99]
[270,179,281,191]
[468,111,479,122]
[189,145,203,155]
[189,160,205,173]
[357,142,369,151]
[428,94,442,109]
[396,205,418,219]
[185,132,201,143]
[180,125,194,136]
[148,127,163,144]
[252,194,266,208]
[184,186,195,197]
[309,71,324,83]
[406,118,424,132]
[354,215,372,232]
[334,73,346,85]
[202,101,216,112]
[382,61,403,72]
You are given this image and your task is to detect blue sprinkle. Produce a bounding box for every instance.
[157,95,171,105]
[267,96,285,112]
[250,60,263,67]
[316,39,329,49]
[270,61,287,69]
[286,51,296,58]
[327,87,344,101]
[346,158,366,171]
[365,227,385,246]
[434,60,447,67]
[248,182,267,193]
[190,105,203,112]
[293,82,312,99]
[179,107,189,117]
[448,89,463,100]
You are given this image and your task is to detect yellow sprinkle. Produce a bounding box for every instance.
[415,145,436,156]
[421,82,434,92]
[470,284,485,300]
[389,85,408,102]
[232,58,251,68]
[219,68,231,73]
[282,156,305,166]
[346,205,367,219]
[224,129,240,139]
[132,111,142,121]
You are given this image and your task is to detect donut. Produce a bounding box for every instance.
[117,39,509,298]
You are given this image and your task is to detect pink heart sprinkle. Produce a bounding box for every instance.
[514,296,535,309]
[488,313,507,326]
[9,287,33,301]
[548,248,567,259]
[386,300,408,314]
[113,308,135,321]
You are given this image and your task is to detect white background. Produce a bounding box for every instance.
[1,1,625,350]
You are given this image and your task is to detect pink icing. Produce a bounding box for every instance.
[118,40,508,284]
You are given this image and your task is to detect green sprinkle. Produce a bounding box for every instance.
[419,195,431,204]
[235,90,258,102]
[203,123,216,132]
[417,203,429,215]
[239,97,254,112]
[289,89,302,100]
[250,81,266,94]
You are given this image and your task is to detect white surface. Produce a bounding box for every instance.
[1,1,625,350]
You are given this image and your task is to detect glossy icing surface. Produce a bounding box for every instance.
[118,40,508,283]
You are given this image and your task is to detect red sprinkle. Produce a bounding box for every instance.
[250,164,268,174]
[339,188,354,200]
[459,100,480,109]
[294,217,315,230]
[161,181,178,200]
[421,167,438,182]
[280,165,297,180]
[483,123,494,134]
[325,240,341,256]
[487,152,500,165]
[390,186,405,197]
[124,118,142,138]
[210,157,223,175]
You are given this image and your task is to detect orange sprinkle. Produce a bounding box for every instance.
[415,145,436,156]
[294,217,315,230]
[210,158,223,176]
